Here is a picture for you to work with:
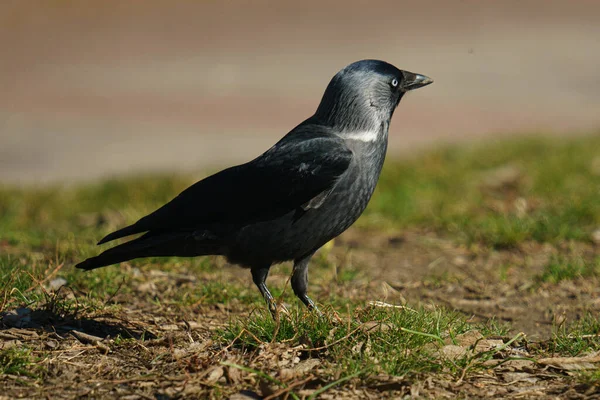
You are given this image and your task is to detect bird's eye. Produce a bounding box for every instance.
[391,78,399,88]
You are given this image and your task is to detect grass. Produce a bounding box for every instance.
[221,304,509,379]
[0,347,44,379]
[365,135,600,248]
[537,255,600,284]
[218,304,523,400]
[1,135,599,397]
[551,314,600,357]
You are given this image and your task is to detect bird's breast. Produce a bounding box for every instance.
[226,138,387,266]
[286,139,388,244]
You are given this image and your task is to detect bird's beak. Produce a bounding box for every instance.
[401,71,433,91]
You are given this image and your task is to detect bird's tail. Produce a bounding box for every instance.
[76,247,139,271]
[76,232,216,271]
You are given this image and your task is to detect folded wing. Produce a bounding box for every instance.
[98,127,353,244]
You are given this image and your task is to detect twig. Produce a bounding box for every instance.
[218,328,247,355]
[70,330,111,353]
[219,327,266,357]
[103,277,126,306]
[299,323,367,352]
[70,330,105,344]
[307,371,362,400]
[567,333,600,339]
[264,376,314,400]
[367,301,417,313]
[221,362,301,400]
[24,262,65,293]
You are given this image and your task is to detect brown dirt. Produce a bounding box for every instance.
[336,230,600,340]
[2,228,599,399]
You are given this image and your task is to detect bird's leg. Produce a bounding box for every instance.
[251,266,282,319]
[292,251,322,315]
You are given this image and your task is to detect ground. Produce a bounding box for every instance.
[1,136,600,398]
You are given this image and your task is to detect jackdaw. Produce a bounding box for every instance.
[76,60,433,317]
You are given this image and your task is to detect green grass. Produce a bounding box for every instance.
[221,304,510,379]
[0,347,44,379]
[552,313,600,357]
[365,136,600,248]
[538,255,600,284]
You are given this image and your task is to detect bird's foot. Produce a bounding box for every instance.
[302,295,323,317]
[309,304,324,318]
[267,298,289,320]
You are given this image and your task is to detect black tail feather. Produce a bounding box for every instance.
[77,232,211,271]
[97,224,144,245]
[77,234,159,270]
[76,250,136,271]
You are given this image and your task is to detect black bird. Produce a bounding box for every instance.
[76,60,432,317]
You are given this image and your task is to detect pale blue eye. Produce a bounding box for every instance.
[391,78,399,87]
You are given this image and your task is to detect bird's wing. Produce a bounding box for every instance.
[98,129,353,244]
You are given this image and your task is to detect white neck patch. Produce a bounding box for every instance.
[343,130,380,143]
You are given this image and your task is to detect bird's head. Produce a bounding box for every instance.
[315,60,432,138]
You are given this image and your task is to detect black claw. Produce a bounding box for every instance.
[258,283,278,319]
[251,267,291,320]
[302,295,323,316]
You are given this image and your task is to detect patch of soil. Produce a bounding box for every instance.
[336,229,600,340]
[2,228,599,398]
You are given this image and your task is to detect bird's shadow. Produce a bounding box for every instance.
[1,286,156,341]
[1,306,156,341]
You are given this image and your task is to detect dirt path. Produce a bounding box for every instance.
[1,0,599,184]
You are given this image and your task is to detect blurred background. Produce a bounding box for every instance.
[1,0,599,184]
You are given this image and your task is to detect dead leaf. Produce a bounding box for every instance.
[294,358,320,374]
[440,345,467,360]
[446,330,483,347]
[0,340,22,350]
[230,390,263,399]
[206,366,224,384]
[474,339,504,353]
[502,372,539,384]
[136,282,157,293]
[226,364,243,384]
[499,359,536,371]
[538,352,600,371]
[160,324,179,331]
[47,277,68,291]
[185,320,202,330]
[360,321,393,332]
